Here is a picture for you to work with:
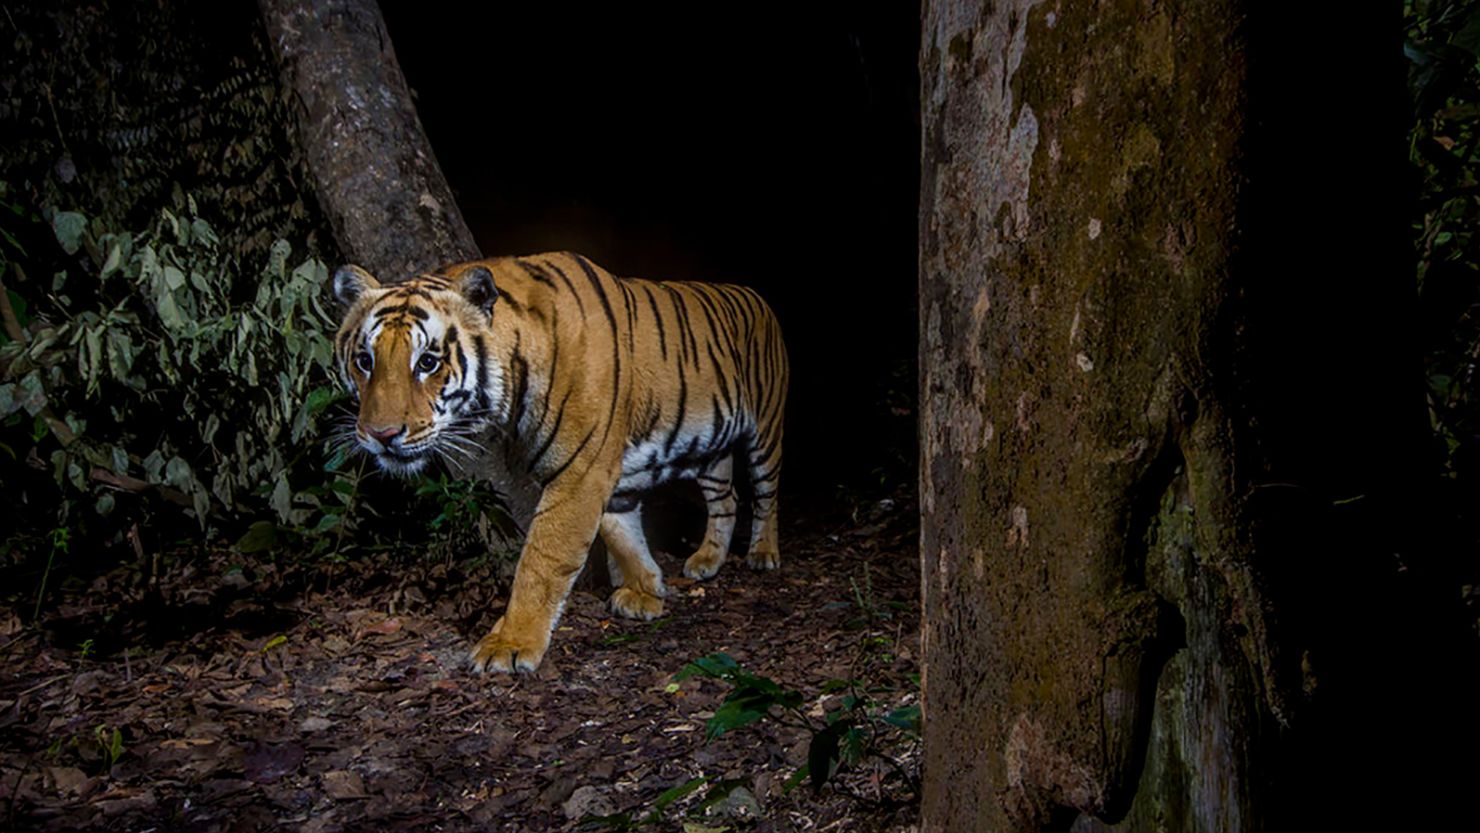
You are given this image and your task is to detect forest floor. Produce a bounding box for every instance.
[0,490,920,833]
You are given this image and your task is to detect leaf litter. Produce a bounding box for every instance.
[0,493,919,832]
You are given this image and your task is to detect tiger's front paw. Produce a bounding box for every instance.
[610,586,665,620]
[746,548,781,571]
[684,549,726,580]
[469,617,549,673]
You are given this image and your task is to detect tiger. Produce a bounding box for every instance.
[331,252,789,673]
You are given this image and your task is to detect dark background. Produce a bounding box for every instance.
[377,4,922,498]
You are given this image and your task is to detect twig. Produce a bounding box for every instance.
[0,271,25,343]
[0,630,37,655]
[90,467,192,508]
[14,673,69,699]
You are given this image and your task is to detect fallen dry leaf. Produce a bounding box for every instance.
[322,769,368,800]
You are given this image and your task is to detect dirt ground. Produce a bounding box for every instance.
[0,492,920,833]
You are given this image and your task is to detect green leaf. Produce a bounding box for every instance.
[17,370,47,416]
[271,475,292,522]
[156,289,183,330]
[52,211,86,254]
[142,450,165,482]
[652,776,709,810]
[105,332,133,384]
[163,265,186,291]
[311,512,342,534]
[781,764,810,794]
[165,456,194,490]
[705,691,774,741]
[883,704,921,732]
[95,493,115,516]
[100,242,122,277]
[237,521,279,553]
[110,445,129,475]
[675,652,741,681]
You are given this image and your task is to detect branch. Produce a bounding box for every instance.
[90,467,193,508]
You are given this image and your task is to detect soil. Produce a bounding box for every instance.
[0,492,920,833]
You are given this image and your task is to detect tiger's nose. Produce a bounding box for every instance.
[363,424,405,442]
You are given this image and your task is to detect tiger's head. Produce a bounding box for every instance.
[331,262,501,476]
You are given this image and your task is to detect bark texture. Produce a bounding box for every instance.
[258,0,538,526]
[920,2,1424,831]
[257,0,479,280]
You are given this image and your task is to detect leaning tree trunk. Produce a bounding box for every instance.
[257,0,478,279]
[258,0,539,526]
[920,2,1436,831]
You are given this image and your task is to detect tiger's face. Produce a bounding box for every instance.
[331,263,501,476]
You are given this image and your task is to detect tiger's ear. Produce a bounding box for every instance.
[459,265,499,314]
[333,264,381,307]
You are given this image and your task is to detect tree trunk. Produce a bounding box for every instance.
[920,2,1442,831]
[258,0,538,528]
[257,0,479,280]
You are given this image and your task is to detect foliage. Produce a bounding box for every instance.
[1407,0,1480,623]
[1410,0,1480,473]
[1,194,342,534]
[673,652,919,801]
[0,3,521,609]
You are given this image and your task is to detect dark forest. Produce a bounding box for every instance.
[0,2,1476,831]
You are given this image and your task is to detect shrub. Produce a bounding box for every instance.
[1,189,346,537]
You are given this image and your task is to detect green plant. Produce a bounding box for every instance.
[0,195,342,531]
[673,653,919,803]
[412,471,522,564]
[93,724,124,771]
[30,527,68,623]
[578,776,714,832]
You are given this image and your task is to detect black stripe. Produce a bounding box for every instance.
[541,426,595,486]
[707,342,732,413]
[572,255,622,436]
[374,304,430,320]
[453,330,469,380]
[509,332,530,430]
[531,388,574,468]
[617,280,637,353]
[518,259,558,288]
[472,333,491,412]
[642,284,668,361]
[752,467,781,484]
[709,395,725,445]
[544,260,586,318]
[665,369,688,453]
[663,285,690,366]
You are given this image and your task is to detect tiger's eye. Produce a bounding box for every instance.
[417,353,441,374]
[355,351,373,374]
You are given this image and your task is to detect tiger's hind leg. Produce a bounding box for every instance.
[683,455,739,580]
[744,432,782,571]
[600,508,667,620]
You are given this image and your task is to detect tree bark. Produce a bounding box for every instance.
[257,0,479,280]
[258,0,539,528]
[920,2,1438,831]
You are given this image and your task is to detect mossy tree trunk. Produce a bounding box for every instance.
[920,2,1440,831]
[258,0,538,525]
